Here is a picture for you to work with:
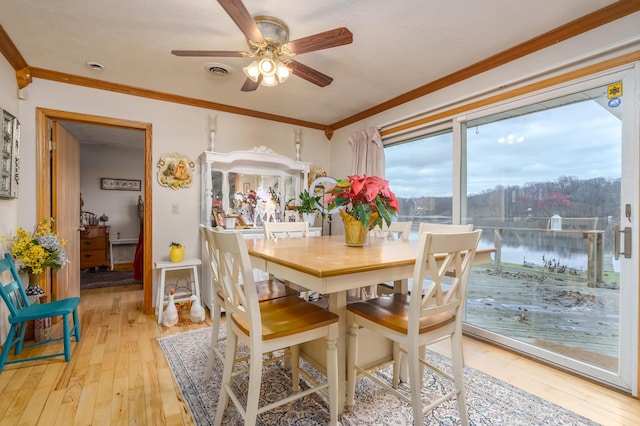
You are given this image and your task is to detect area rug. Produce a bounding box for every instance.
[80,269,141,289]
[159,327,600,426]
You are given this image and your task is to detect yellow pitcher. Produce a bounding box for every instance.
[169,242,185,263]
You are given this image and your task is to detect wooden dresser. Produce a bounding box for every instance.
[80,225,110,269]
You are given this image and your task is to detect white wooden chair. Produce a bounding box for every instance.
[200,225,298,379]
[346,230,482,426]
[418,222,473,234]
[369,221,412,240]
[263,220,310,239]
[212,229,339,426]
[377,223,474,296]
[369,221,412,298]
[263,221,314,299]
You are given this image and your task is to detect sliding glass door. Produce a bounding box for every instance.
[461,69,637,392]
[384,66,638,394]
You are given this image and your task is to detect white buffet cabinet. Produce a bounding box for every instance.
[199,146,316,313]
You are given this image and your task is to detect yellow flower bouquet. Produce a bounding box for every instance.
[3,218,68,293]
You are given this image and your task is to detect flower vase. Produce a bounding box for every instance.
[302,212,317,226]
[25,272,45,341]
[26,272,45,301]
[340,210,377,246]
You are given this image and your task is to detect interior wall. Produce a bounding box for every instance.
[80,144,144,239]
[14,79,331,298]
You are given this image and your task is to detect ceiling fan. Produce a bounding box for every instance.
[171,0,353,91]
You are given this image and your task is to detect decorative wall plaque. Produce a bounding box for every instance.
[157,153,195,189]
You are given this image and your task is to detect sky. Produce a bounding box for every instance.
[385,97,622,199]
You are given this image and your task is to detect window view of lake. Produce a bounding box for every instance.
[385,82,624,377]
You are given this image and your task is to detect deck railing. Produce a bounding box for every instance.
[477,218,603,287]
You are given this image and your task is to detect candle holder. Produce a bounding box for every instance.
[208,115,217,152]
[294,129,301,161]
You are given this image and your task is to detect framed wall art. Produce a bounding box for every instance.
[216,211,227,229]
[0,108,20,199]
[101,178,141,191]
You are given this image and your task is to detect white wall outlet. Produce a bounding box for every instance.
[171,203,179,214]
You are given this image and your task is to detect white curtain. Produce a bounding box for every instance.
[349,127,384,177]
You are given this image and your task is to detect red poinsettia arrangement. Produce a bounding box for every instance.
[327,175,399,228]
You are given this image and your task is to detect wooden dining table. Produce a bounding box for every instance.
[246,234,494,411]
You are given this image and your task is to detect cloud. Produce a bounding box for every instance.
[386,98,621,198]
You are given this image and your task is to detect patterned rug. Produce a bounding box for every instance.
[159,328,600,426]
[80,269,141,289]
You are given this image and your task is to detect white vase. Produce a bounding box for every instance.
[302,212,316,226]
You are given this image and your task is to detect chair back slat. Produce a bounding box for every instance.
[370,221,411,240]
[0,253,31,318]
[211,229,262,338]
[417,223,473,234]
[263,221,309,239]
[411,231,481,328]
[200,225,223,294]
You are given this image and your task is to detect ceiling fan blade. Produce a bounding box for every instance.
[171,50,247,57]
[217,0,265,43]
[284,27,353,55]
[286,60,333,87]
[241,75,261,92]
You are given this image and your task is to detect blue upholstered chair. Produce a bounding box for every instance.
[0,253,81,371]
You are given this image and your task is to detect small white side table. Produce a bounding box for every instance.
[109,238,138,270]
[154,258,201,324]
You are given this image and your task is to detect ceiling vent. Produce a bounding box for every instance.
[204,63,233,77]
[86,61,104,71]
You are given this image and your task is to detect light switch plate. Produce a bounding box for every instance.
[171,203,179,214]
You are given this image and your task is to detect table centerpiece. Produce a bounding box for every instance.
[326,175,399,246]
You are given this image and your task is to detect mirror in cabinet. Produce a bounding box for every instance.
[228,172,282,226]
[201,147,310,229]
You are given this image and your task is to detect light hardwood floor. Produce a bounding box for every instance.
[0,284,638,425]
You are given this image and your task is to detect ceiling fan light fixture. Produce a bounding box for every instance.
[276,61,291,82]
[258,57,276,76]
[172,4,353,92]
[243,61,260,82]
[261,74,278,87]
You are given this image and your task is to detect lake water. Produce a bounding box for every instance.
[409,228,619,272]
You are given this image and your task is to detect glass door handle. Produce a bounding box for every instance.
[614,224,632,260]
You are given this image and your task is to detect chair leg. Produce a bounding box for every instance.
[326,328,339,426]
[0,326,16,371]
[214,326,236,426]
[245,348,263,426]
[451,331,469,426]
[392,341,401,387]
[407,343,425,426]
[205,301,222,379]
[419,344,426,386]
[346,322,358,408]
[73,308,81,341]
[290,344,300,392]
[14,321,27,354]
[367,284,377,299]
[63,314,71,361]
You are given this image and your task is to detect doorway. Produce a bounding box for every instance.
[35,108,155,314]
